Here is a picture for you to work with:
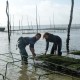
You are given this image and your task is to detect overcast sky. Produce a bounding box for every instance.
[0,0,80,26]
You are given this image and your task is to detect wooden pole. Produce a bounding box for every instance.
[53,12,55,32]
[66,0,74,54]
[21,16,23,33]
[49,17,52,29]
[19,19,20,30]
[39,15,40,31]
[27,16,30,29]
[6,0,14,63]
[13,15,14,34]
[36,5,38,33]
[6,0,10,43]
[31,21,34,33]
[9,15,11,36]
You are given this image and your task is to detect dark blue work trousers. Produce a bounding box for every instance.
[18,37,28,62]
[50,41,62,56]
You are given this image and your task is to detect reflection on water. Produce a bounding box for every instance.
[18,63,37,80]
[18,65,29,80]
[17,63,80,80]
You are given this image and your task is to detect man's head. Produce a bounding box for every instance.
[43,32,49,39]
[35,33,41,40]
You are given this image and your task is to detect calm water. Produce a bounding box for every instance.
[0,29,80,80]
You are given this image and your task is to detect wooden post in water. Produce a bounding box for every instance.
[6,0,14,64]
[27,16,30,30]
[21,16,23,34]
[36,5,38,33]
[66,0,74,54]
[19,19,20,30]
[13,15,14,34]
[39,15,41,32]
[6,0,10,43]
[49,17,52,29]
[53,12,55,32]
[31,21,34,33]
[9,15,11,36]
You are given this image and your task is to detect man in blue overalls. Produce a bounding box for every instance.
[18,33,41,64]
[43,32,62,56]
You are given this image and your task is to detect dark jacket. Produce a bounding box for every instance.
[46,33,62,51]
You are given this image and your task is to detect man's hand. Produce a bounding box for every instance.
[45,50,47,55]
[30,47,36,57]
